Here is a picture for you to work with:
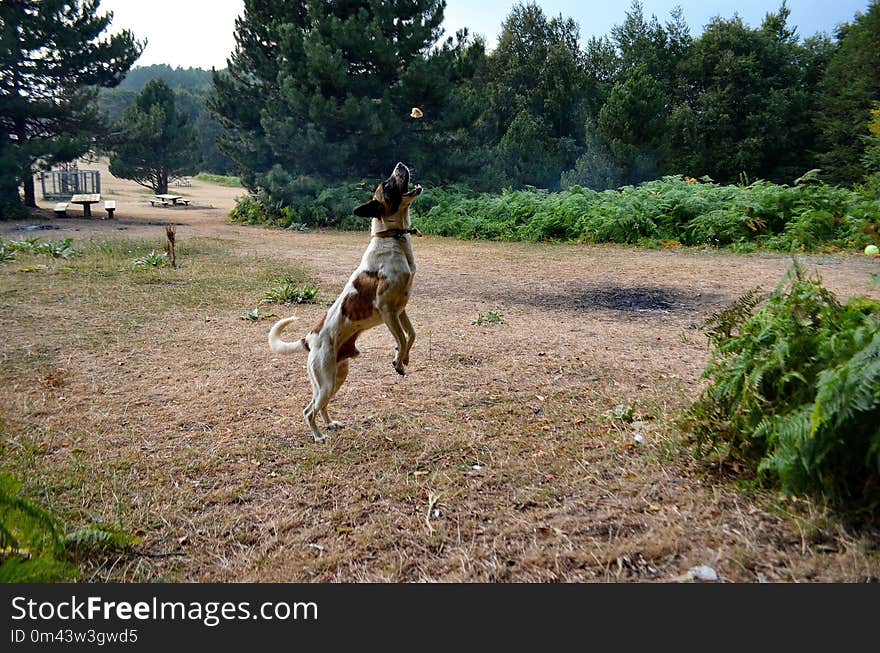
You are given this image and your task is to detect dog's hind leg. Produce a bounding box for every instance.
[303,351,335,443]
[398,310,416,366]
[321,360,349,430]
[381,307,408,375]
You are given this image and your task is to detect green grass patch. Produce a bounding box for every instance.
[0,235,317,354]
[0,470,135,582]
[195,172,242,187]
[471,310,504,326]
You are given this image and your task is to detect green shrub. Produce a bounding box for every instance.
[262,276,319,305]
[194,172,241,187]
[684,262,880,513]
[471,310,504,326]
[234,172,880,253]
[0,473,77,582]
[230,195,269,225]
[1,237,75,258]
[0,242,14,263]
[131,250,169,269]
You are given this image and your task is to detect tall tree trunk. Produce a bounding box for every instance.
[157,169,168,195]
[22,171,36,208]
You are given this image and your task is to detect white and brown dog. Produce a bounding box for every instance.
[268,162,422,442]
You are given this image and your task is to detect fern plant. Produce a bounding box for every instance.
[684,261,880,513]
[0,473,78,582]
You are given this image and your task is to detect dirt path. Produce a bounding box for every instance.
[2,162,879,582]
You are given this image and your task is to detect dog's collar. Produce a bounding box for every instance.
[372,228,423,240]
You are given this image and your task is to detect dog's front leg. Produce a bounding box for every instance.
[381,307,409,375]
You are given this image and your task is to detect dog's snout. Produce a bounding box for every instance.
[393,162,410,183]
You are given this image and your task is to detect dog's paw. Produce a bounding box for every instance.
[393,361,406,376]
[325,420,344,431]
[313,434,328,444]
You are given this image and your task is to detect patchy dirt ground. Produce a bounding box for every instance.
[2,160,880,582]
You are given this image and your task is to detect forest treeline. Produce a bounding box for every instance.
[209,0,880,218]
[4,1,879,218]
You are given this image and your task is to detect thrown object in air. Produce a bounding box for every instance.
[410,107,423,119]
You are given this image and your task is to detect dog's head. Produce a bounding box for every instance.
[353,162,422,220]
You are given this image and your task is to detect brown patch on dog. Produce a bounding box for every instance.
[300,338,310,352]
[341,271,386,321]
[337,332,361,361]
[373,184,390,215]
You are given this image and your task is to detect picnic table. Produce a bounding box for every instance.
[70,193,101,217]
[151,194,191,207]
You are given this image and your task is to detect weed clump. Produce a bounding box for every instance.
[262,276,319,305]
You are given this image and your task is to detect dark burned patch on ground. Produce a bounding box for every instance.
[488,283,727,315]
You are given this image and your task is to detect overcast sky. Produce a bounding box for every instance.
[100,0,872,70]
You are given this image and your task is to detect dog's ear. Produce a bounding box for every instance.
[353,199,384,218]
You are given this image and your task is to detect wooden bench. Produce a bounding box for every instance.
[151,195,190,207]
[53,202,68,217]
[104,200,116,218]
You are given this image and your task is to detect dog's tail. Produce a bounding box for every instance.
[268,316,306,354]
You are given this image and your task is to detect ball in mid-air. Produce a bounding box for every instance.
[865,244,880,256]
[410,107,423,119]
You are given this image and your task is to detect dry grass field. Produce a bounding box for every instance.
[2,160,880,582]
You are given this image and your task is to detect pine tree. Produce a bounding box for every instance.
[0,0,142,214]
[108,80,198,195]
[674,6,818,183]
[815,1,880,184]
[484,3,586,188]
[211,0,449,198]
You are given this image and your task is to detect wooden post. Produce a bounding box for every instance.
[164,224,176,268]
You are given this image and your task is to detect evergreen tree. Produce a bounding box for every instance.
[0,0,142,213]
[485,2,586,188]
[212,0,452,199]
[108,80,198,194]
[674,5,817,183]
[815,1,880,183]
[597,65,670,186]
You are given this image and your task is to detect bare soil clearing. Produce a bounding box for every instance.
[2,161,879,582]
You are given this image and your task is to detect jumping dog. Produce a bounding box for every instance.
[268,162,422,442]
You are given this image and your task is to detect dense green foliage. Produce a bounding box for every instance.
[685,263,880,512]
[230,180,376,231]
[0,0,142,215]
[0,473,77,582]
[815,3,880,183]
[214,0,880,219]
[230,173,880,254]
[414,175,878,252]
[211,0,486,192]
[0,471,136,582]
[98,65,233,175]
[108,79,199,195]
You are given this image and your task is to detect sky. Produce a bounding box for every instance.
[100,0,873,71]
